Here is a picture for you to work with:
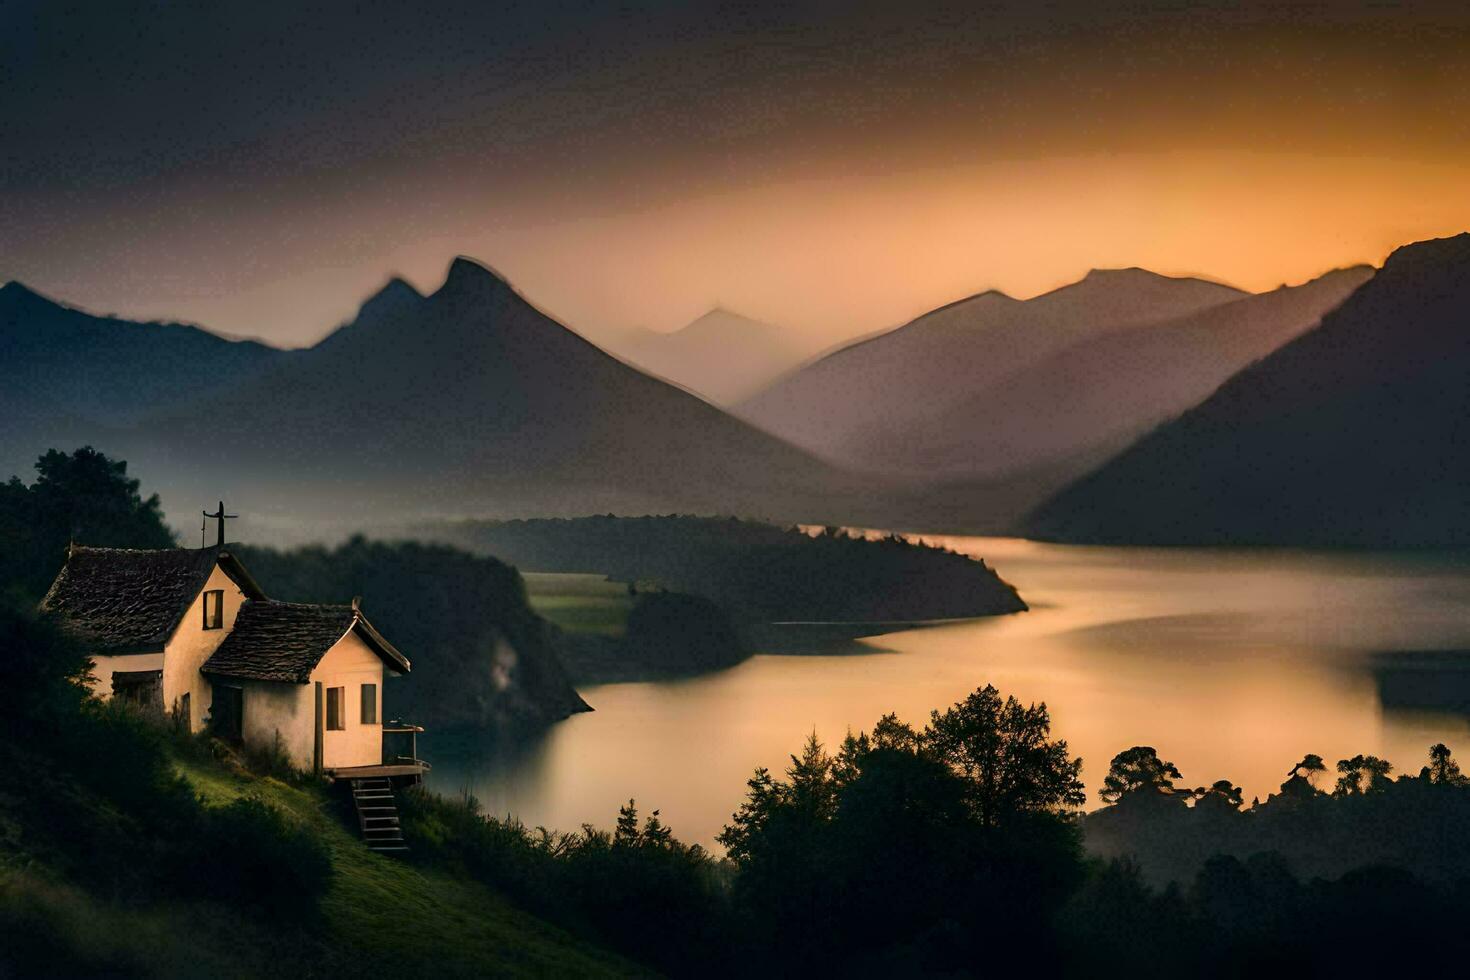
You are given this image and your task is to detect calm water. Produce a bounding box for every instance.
[427,537,1470,848]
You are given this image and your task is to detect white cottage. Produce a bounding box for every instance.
[41,541,423,778]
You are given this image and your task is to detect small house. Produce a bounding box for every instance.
[41,538,424,778]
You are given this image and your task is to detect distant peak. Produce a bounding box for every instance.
[443,255,512,294]
[933,288,1018,313]
[356,276,422,319]
[381,276,422,299]
[1382,232,1470,273]
[1,279,40,299]
[0,279,60,311]
[1084,266,1149,278]
[1067,267,1244,294]
[688,306,763,327]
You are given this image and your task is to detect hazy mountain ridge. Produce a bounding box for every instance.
[1025,234,1470,546]
[618,307,822,405]
[0,282,283,419]
[101,258,870,532]
[905,265,1374,479]
[0,280,287,477]
[736,269,1247,468]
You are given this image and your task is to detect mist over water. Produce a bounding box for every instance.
[427,536,1470,848]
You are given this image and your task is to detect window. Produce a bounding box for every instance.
[360,683,378,725]
[202,589,224,630]
[326,686,345,730]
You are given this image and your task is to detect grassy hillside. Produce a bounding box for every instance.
[1,748,637,978]
[523,572,635,638]
[0,597,633,978]
[176,758,639,977]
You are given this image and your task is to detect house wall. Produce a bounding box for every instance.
[232,679,316,770]
[313,631,387,770]
[86,652,165,698]
[162,563,248,731]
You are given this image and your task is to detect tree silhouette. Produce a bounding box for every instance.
[1099,746,1186,805]
[1277,753,1327,800]
[719,691,1086,973]
[1334,755,1393,796]
[925,685,1085,825]
[1,447,175,601]
[1192,779,1245,815]
[1422,743,1467,786]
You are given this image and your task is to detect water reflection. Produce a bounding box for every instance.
[427,538,1470,846]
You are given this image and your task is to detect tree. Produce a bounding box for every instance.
[1333,755,1393,796]
[0,603,93,732]
[923,685,1085,825]
[1,447,175,601]
[1277,753,1327,800]
[1192,779,1245,816]
[721,700,1086,972]
[1423,743,1466,786]
[614,799,640,846]
[1098,746,1186,806]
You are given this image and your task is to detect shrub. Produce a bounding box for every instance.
[398,789,732,974]
[184,798,332,919]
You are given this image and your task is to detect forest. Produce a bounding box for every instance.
[424,514,1027,623]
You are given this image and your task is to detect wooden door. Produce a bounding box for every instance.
[211,684,244,743]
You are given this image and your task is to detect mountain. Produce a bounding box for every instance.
[1025,234,1470,547]
[619,308,820,405]
[736,269,1246,469]
[904,266,1373,480]
[131,258,864,533]
[0,281,284,476]
[0,281,282,421]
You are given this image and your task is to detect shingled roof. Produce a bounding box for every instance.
[201,599,410,683]
[41,545,265,654]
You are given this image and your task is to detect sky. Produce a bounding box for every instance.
[4,1,1470,350]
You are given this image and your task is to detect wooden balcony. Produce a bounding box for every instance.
[325,721,429,782]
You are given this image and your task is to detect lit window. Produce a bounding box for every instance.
[326,686,345,730]
[202,590,224,630]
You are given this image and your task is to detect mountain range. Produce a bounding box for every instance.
[618,308,822,405]
[5,233,1464,547]
[736,269,1247,471]
[1,261,867,538]
[0,281,285,479]
[1025,234,1470,547]
[903,265,1373,480]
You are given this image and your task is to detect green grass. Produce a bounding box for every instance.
[0,753,640,978]
[523,572,635,637]
[172,756,641,978]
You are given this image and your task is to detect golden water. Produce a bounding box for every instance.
[429,537,1470,847]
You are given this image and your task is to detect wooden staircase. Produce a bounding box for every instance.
[350,777,408,853]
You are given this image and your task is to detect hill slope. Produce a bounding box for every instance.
[619,308,820,405]
[1025,234,1470,547]
[908,266,1372,479]
[737,269,1245,469]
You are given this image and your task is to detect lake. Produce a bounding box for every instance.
[426,536,1470,848]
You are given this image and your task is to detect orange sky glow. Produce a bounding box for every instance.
[6,4,1470,351]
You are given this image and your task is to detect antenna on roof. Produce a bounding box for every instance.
[202,501,238,549]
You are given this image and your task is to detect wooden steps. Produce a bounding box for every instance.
[350,777,408,853]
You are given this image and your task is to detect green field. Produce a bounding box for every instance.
[522,572,635,637]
